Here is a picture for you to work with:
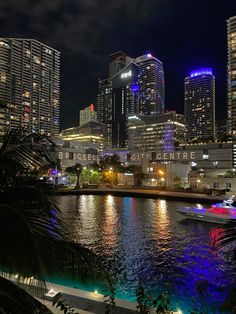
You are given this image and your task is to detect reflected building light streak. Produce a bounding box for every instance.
[155,199,171,240]
[101,195,118,251]
[76,195,99,244]
[107,194,114,205]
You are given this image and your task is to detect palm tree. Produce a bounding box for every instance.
[0,128,103,312]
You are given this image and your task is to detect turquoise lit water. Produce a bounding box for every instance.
[55,195,236,313]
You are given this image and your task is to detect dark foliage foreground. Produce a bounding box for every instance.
[0,128,104,312]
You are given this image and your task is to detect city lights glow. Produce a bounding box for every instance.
[190,68,213,77]
[131,83,139,92]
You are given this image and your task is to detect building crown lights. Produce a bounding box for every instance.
[190,68,213,78]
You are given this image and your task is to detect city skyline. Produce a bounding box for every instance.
[0,0,235,129]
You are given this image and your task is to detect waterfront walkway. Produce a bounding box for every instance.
[57,186,225,204]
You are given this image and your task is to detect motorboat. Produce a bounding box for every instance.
[178,196,236,224]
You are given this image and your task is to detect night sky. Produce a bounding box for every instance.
[0,0,235,129]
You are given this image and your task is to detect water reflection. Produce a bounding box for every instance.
[58,195,235,312]
[155,199,171,241]
[101,195,118,254]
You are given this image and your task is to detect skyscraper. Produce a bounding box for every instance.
[80,104,97,126]
[0,38,60,137]
[97,51,165,148]
[227,16,236,136]
[97,51,134,148]
[184,68,215,141]
[111,62,139,148]
[136,54,165,114]
[97,78,113,147]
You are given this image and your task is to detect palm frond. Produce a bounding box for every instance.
[0,127,57,188]
[0,128,106,310]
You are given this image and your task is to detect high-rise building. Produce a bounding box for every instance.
[97,51,165,148]
[97,78,112,148]
[136,54,165,114]
[111,62,139,148]
[0,38,60,137]
[227,16,236,136]
[184,68,215,141]
[80,104,97,126]
[97,52,134,148]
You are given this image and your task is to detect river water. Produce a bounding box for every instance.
[57,194,236,313]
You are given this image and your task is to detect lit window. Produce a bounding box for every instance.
[22,91,30,98]
[33,56,40,64]
[0,71,6,82]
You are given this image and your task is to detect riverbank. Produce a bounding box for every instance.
[57,186,225,204]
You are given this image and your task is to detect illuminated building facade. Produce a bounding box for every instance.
[97,51,165,148]
[128,112,185,152]
[184,68,215,141]
[136,54,165,114]
[111,62,139,148]
[0,38,60,137]
[80,104,97,126]
[60,121,105,150]
[227,16,236,136]
[97,78,112,147]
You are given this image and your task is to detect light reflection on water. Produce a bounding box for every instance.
[59,195,236,312]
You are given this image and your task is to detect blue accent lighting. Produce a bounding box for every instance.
[190,68,213,77]
[131,83,139,92]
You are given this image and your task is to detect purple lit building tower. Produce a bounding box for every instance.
[184,68,216,142]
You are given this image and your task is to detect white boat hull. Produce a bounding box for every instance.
[178,210,233,224]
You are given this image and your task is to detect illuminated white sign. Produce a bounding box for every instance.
[59,152,99,162]
[121,70,132,79]
[130,152,196,162]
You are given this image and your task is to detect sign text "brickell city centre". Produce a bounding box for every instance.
[130,151,196,161]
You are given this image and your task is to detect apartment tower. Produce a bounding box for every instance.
[184,68,215,141]
[0,38,60,137]
[227,16,236,136]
